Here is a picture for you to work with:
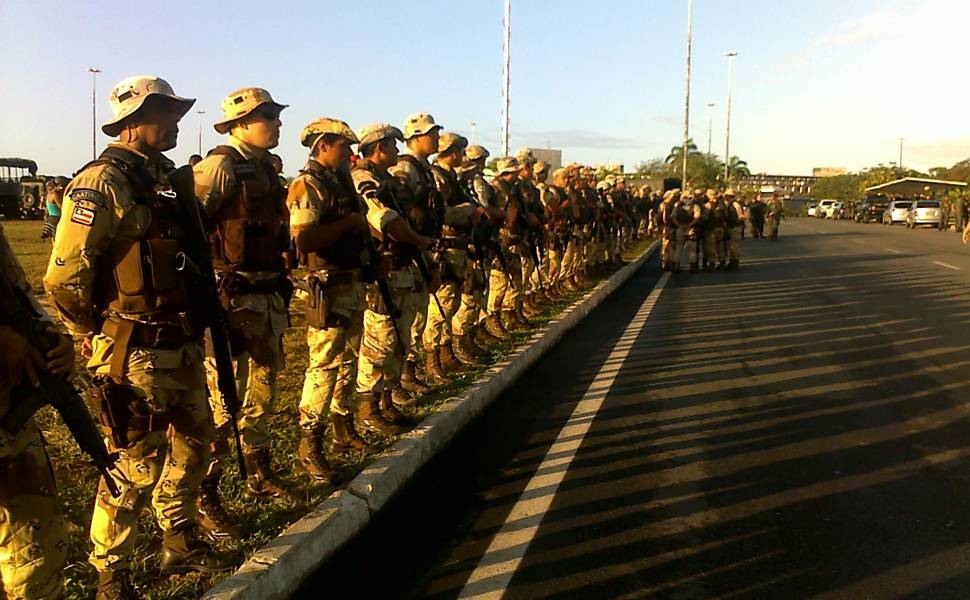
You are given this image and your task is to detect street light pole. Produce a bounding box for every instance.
[723,51,738,183]
[88,68,101,159]
[706,102,715,158]
[197,110,206,155]
[501,0,512,157]
[899,137,904,171]
[470,121,477,145]
[682,0,693,185]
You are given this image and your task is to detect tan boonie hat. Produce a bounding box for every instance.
[213,87,287,134]
[663,189,681,201]
[724,188,737,197]
[357,123,404,150]
[596,181,609,191]
[605,175,616,185]
[300,118,359,149]
[552,167,567,179]
[102,76,195,137]
[535,160,549,174]
[515,148,536,165]
[403,113,442,139]
[465,145,489,161]
[437,132,468,155]
[495,157,520,175]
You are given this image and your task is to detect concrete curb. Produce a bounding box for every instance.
[204,240,660,600]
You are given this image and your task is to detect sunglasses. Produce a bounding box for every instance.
[258,108,281,122]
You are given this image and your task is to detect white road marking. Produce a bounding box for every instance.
[886,248,902,254]
[458,272,672,599]
[932,261,961,271]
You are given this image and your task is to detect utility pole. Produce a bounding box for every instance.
[899,137,904,171]
[470,121,477,144]
[88,68,101,159]
[502,0,512,157]
[706,102,715,157]
[197,110,206,155]
[723,51,738,183]
[682,0,693,185]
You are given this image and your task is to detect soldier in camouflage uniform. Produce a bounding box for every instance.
[0,223,70,600]
[487,158,530,333]
[352,123,435,416]
[389,114,448,385]
[541,166,572,297]
[44,76,234,599]
[192,88,296,540]
[724,188,743,270]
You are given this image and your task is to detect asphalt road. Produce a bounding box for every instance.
[305,218,970,599]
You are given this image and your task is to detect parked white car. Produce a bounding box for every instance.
[882,199,912,225]
[817,199,836,218]
[825,202,845,219]
[807,204,818,217]
[906,200,942,228]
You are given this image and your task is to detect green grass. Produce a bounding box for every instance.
[6,218,654,599]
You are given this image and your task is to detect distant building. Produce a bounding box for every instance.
[813,167,847,178]
[737,173,819,196]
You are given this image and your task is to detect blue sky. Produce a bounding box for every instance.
[2,0,968,177]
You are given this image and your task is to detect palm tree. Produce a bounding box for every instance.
[665,139,701,165]
[727,156,750,178]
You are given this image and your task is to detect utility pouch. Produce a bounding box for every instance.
[305,279,331,329]
[95,381,154,449]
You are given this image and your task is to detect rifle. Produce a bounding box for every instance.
[374,177,447,318]
[0,272,121,498]
[167,166,247,480]
[338,166,408,357]
[512,185,545,289]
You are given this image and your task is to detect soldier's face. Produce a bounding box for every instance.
[239,106,282,150]
[317,137,352,169]
[128,97,184,152]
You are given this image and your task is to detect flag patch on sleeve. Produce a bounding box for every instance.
[71,205,96,227]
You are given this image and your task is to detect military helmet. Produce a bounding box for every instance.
[403,113,442,139]
[465,145,489,161]
[357,123,404,151]
[301,117,359,149]
[213,87,287,134]
[101,75,195,137]
[495,157,521,175]
[437,132,468,155]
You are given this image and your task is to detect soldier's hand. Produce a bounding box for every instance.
[963,227,970,245]
[0,325,45,388]
[44,326,75,376]
[81,335,94,359]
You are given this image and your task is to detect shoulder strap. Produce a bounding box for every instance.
[79,146,155,198]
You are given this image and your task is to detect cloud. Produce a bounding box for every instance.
[814,4,907,48]
[899,138,970,168]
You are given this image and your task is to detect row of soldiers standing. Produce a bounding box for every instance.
[0,76,645,599]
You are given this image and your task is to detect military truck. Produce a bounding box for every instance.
[0,158,45,219]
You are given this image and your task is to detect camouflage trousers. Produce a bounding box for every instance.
[0,391,66,600]
[661,228,687,267]
[727,226,742,261]
[206,292,287,468]
[542,245,564,286]
[299,280,365,425]
[89,343,214,573]
[700,228,725,265]
[454,260,487,336]
[487,250,523,313]
[767,219,780,240]
[357,270,415,394]
[423,248,467,348]
[521,252,538,298]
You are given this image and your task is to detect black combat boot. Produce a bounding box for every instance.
[245,448,302,500]
[96,569,136,600]
[331,411,368,452]
[726,260,740,271]
[196,470,241,541]
[357,391,407,435]
[160,526,237,575]
[400,360,431,395]
[298,424,336,481]
[380,390,417,430]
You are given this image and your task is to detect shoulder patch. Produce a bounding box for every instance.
[70,205,97,227]
[68,188,108,209]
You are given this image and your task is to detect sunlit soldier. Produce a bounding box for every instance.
[45,75,235,599]
[193,88,297,542]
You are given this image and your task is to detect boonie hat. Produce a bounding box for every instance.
[102,75,195,137]
[213,87,287,134]
[403,113,442,139]
[357,123,404,150]
[301,118,359,149]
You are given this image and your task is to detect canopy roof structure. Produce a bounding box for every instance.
[865,177,966,196]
